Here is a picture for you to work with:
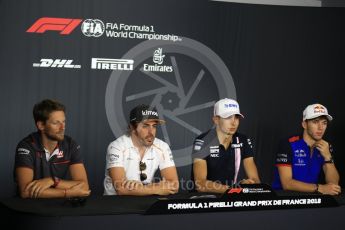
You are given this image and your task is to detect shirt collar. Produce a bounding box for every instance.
[204,128,239,147]
[30,131,61,152]
[126,135,153,157]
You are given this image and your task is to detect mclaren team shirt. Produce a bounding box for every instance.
[104,135,175,195]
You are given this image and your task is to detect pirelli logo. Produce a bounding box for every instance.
[91,58,134,70]
[27,17,82,35]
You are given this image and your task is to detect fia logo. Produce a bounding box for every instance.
[153,48,165,64]
[81,19,105,37]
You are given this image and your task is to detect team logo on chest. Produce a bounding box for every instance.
[294,158,306,166]
[231,143,243,148]
[294,149,306,158]
[57,150,64,158]
[210,146,220,157]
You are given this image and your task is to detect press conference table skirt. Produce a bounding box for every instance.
[1,192,345,230]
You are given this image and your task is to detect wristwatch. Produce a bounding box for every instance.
[53,177,61,188]
[324,156,334,164]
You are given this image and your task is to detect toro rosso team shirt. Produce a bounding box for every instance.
[272,135,333,189]
[14,132,83,181]
[192,128,254,186]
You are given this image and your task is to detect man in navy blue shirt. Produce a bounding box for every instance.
[14,99,90,198]
[272,103,341,195]
[192,98,260,193]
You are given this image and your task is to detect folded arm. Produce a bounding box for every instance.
[16,163,90,198]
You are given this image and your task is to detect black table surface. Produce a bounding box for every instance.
[1,191,344,217]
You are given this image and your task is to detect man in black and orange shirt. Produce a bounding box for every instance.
[14,99,90,198]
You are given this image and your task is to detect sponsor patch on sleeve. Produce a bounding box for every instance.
[193,139,204,151]
[247,138,253,149]
[109,153,120,163]
[17,148,30,155]
[276,153,288,163]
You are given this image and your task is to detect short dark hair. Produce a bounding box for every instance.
[33,99,65,124]
[305,115,329,124]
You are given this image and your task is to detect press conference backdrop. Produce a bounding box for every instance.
[1,0,344,197]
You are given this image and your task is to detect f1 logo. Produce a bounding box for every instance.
[228,188,243,194]
[27,17,82,35]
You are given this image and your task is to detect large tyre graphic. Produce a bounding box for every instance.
[105,37,236,167]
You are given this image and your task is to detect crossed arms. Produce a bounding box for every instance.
[16,163,90,198]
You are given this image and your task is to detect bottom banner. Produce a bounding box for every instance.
[145,185,339,215]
